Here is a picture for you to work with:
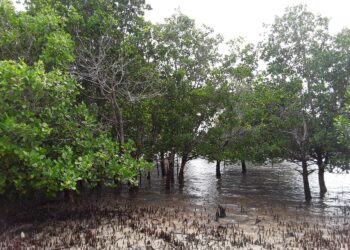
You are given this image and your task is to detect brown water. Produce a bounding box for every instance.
[124,159,350,215]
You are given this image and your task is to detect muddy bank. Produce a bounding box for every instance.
[1,197,349,250]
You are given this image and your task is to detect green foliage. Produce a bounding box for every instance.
[260,4,350,170]
[151,13,223,161]
[334,104,350,171]
[335,88,350,153]
[0,60,147,196]
[0,1,74,69]
[39,31,75,69]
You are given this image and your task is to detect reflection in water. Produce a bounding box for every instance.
[124,159,350,215]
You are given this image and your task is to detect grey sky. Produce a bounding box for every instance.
[145,0,350,44]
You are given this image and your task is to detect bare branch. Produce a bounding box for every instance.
[71,29,161,143]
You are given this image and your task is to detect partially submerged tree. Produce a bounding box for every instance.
[234,79,314,200]
[261,5,350,196]
[152,13,223,183]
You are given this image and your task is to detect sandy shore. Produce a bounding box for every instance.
[0,197,349,249]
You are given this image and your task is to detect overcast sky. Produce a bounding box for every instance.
[145,0,350,44]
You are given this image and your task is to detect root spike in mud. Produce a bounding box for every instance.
[1,198,349,249]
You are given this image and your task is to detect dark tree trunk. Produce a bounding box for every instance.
[216,160,221,179]
[302,159,312,201]
[318,165,327,195]
[160,152,166,177]
[93,181,103,198]
[114,179,123,194]
[138,169,142,185]
[178,154,188,183]
[316,153,327,195]
[165,150,175,189]
[77,180,84,193]
[64,190,75,203]
[165,172,171,190]
[169,152,175,184]
[110,92,124,144]
[241,160,247,175]
[147,170,151,180]
[165,166,174,189]
[156,161,159,176]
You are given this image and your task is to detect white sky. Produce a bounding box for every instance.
[145,0,350,44]
[12,0,350,44]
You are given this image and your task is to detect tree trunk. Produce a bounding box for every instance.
[77,180,84,193]
[114,179,123,194]
[94,181,103,197]
[165,150,175,189]
[178,154,188,183]
[64,190,75,203]
[216,160,221,179]
[138,169,142,185]
[156,161,159,176]
[116,104,125,144]
[110,92,124,144]
[165,168,173,189]
[302,159,312,201]
[316,153,327,195]
[241,160,247,175]
[169,151,175,184]
[160,152,166,177]
[318,166,327,195]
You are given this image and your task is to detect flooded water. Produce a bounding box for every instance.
[127,159,350,215]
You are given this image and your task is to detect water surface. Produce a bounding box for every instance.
[127,159,350,215]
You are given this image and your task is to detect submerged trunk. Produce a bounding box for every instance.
[160,152,166,177]
[165,166,174,189]
[169,152,175,184]
[216,160,221,179]
[241,160,247,175]
[165,150,175,189]
[316,153,327,195]
[318,166,327,195]
[178,154,188,183]
[302,160,312,201]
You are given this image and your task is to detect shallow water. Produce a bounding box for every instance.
[124,159,350,215]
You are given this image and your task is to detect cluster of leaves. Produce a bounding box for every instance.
[0,61,149,196]
[0,0,151,198]
[0,0,74,69]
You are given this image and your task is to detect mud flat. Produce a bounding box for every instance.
[0,196,349,250]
